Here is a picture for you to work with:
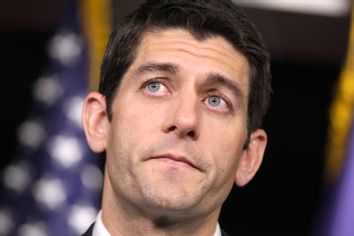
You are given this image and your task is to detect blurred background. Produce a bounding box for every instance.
[0,0,353,235]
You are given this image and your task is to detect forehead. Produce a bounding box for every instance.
[129,29,250,92]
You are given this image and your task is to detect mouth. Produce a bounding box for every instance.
[149,154,199,170]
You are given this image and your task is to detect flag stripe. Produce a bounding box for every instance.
[324,6,354,182]
[81,0,112,91]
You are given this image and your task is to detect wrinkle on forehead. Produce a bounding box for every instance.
[132,29,250,97]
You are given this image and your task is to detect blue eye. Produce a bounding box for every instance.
[142,79,171,97]
[204,93,233,114]
[208,96,221,107]
[147,82,161,92]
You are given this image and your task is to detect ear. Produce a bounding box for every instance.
[235,129,267,187]
[82,91,109,153]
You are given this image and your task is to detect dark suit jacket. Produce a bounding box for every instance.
[81,223,229,236]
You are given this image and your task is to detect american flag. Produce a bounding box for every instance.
[0,1,103,235]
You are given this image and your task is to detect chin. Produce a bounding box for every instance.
[140,191,220,225]
[142,189,202,214]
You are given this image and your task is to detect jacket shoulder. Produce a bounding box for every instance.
[221,228,229,236]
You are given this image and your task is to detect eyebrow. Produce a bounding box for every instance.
[136,62,179,75]
[204,72,245,103]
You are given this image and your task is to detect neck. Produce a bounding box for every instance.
[101,174,220,236]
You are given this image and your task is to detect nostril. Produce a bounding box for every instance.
[166,125,196,138]
[168,126,177,132]
[186,130,195,137]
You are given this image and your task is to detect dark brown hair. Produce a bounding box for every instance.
[99,0,271,137]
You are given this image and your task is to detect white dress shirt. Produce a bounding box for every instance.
[92,211,222,236]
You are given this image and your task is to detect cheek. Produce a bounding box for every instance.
[205,122,247,176]
[110,102,161,154]
[111,112,143,152]
[105,109,146,182]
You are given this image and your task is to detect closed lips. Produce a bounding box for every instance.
[150,154,199,170]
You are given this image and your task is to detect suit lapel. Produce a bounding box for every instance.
[81,222,95,236]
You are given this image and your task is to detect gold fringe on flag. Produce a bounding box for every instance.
[80,0,112,91]
[325,6,354,182]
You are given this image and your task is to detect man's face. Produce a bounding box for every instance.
[85,29,266,220]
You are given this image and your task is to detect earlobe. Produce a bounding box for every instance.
[235,129,267,187]
[82,91,109,153]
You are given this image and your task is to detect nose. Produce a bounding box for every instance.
[162,92,200,139]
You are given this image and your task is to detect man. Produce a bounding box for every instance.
[82,0,271,235]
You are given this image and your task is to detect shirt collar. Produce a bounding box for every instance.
[93,210,222,236]
[93,211,111,236]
